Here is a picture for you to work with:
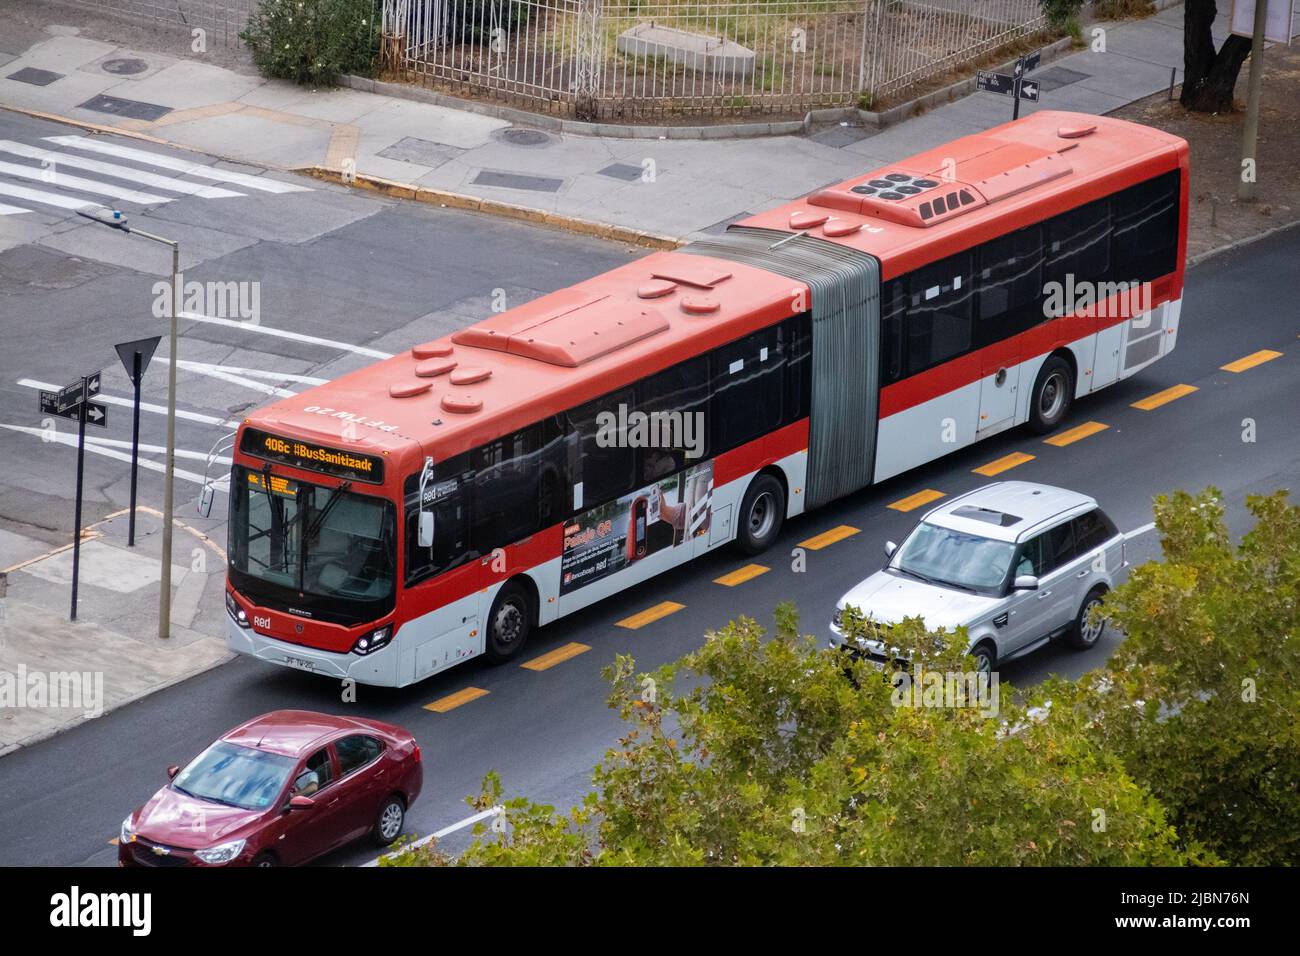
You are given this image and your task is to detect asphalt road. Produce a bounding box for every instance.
[0,110,1297,867]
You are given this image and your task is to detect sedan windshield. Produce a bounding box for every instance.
[891,522,1015,593]
[172,741,296,811]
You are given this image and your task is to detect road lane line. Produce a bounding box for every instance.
[714,563,769,586]
[174,361,328,385]
[887,489,945,512]
[365,805,504,867]
[157,357,297,398]
[0,202,28,215]
[0,159,172,204]
[1220,349,1282,373]
[1131,384,1198,410]
[1125,522,1156,539]
[616,601,685,629]
[520,642,591,671]
[0,141,243,198]
[798,525,859,550]
[973,451,1035,476]
[1043,421,1109,447]
[43,135,313,193]
[0,424,227,487]
[424,687,489,713]
[17,379,240,428]
[0,181,97,210]
[178,311,392,359]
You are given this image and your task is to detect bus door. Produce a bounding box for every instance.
[975,226,1040,433]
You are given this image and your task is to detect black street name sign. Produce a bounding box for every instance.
[53,371,101,413]
[40,391,108,428]
[977,70,1014,96]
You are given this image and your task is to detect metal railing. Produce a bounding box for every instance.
[382,0,1048,119]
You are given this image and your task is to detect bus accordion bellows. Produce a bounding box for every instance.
[222,110,1189,687]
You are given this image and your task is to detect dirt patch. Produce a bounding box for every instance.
[1109,37,1300,261]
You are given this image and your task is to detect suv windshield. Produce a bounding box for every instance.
[229,465,396,624]
[172,741,296,811]
[891,521,1015,594]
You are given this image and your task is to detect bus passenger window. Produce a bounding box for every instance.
[976,225,1042,346]
[1111,171,1179,284]
[905,252,974,374]
[569,388,637,509]
[635,355,709,483]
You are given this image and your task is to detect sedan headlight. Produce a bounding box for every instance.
[351,624,393,656]
[194,839,246,865]
[226,591,250,628]
[120,816,136,845]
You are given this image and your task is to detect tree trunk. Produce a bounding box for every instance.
[1181,0,1253,112]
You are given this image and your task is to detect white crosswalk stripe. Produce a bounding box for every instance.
[0,201,27,215]
[0,159,173,204]
[0,141,244,199]
[0,181,97,210]
[43,136,313,193]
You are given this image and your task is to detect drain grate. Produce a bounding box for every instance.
[598,162,646,182]
[473,170,564,193]
[1034,66,1092,92]
[494,127,552,147]
[8,67,64,87]
[78,94,172,122]
[101,57,150,76]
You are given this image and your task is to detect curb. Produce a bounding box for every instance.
[294,166,684,250]
[0,103,209,154]
[1187,216,1300,267]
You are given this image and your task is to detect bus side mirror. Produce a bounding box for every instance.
[418,511,434,548]
[198,484,214,518]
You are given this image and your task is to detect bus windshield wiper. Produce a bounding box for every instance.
[306,481,352,543]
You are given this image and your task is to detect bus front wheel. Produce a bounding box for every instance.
[484,582,530,664]
[734,473,785,555]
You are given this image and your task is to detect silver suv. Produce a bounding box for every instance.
[830,481,1127,673]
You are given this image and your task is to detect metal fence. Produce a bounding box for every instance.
[382,0,1047,119]
[48,0,259,46]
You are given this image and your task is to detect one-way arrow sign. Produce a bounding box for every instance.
[1019,79,1040,101]
[84,401,107,428]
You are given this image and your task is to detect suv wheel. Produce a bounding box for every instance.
[1027,356,1074,434]
[1067,587,1107,650]
[970,642,996,675]
[734,474,785,555]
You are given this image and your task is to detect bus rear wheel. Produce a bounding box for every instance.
[734,474,785,555]
[484,583,530,664]
[1027,355,1074,434]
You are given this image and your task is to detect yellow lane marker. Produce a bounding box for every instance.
[424,687,489,713]
[1221,349,1282,373]
[1043,421,1109,447]
[1131,383,1198,410]
[799,525,860,550]
[714,564,770,587]
[616,601,685,629]
[887,489,945,513]
[521,642,591,671]
[108,838,119,846]
[973,452,1035,477]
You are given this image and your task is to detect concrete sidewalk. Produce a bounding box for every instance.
[0,508,230,755]
[0,2,1238,241]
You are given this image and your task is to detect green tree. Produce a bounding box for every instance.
[1079,488,1300,865]
[388,604,1197,866]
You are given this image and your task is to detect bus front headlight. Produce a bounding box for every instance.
[351,624,393,656]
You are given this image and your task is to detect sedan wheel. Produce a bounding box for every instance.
[373,796,405,846]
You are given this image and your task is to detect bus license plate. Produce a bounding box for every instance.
[283,655,315,673]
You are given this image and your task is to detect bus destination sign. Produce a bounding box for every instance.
[240,428,385,484]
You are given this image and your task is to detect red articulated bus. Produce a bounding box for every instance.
[220,110,1188,686]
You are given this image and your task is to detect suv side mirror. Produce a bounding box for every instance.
[884,541,897,558]
[166,764,180,780]
[1013,574,1039,591]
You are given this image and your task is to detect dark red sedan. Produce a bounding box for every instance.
[119,710,422,867]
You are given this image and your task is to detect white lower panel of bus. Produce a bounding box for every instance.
[226,617,405,685]
[873,302,1179,483]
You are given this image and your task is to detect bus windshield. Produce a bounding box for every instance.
[229,465,396,621]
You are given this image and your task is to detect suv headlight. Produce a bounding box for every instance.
[830,606,844,631]
[350,624,393,656]
[226,591,250,628]
[195,839,246,865]
[120,816,136,845]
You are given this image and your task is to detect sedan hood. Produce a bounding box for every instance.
[837,570,1000,631]
[131,786,264,848]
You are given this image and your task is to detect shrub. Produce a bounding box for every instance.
[242,0,378,87]
[1040,0,1085,32]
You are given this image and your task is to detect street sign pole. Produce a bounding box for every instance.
[1013,56,1024,121]
[129,350,142,546]
[70,377,87,622]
